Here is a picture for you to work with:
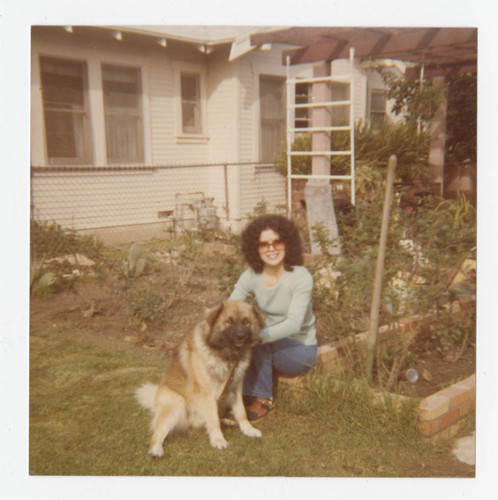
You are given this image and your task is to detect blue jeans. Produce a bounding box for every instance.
[243,338,317,399]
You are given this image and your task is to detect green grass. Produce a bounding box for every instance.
[29,326,469,477]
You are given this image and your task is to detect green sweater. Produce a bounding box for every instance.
[228,266,317,346]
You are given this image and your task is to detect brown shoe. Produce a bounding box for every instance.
[245,397,276,422]
[243,395,256,407]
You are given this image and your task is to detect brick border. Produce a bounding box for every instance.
[295,300,476,441]
[417,374,475,440]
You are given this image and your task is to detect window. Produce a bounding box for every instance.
[294,81,311,130]
[331,82,350,126]
[102,64,144,164]
[370,89,387,129]
[180,73,202,134]
[294,81,350,131]
[39,57,92,164]
[259,75,286,162]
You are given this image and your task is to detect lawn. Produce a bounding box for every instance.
[29,323,474,477]
[28,189,476,478]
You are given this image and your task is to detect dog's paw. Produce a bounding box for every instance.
[148,444,165,458]
[209,434,228,450]
[240,422,262,438]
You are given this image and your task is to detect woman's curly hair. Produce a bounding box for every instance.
[240,214,303,273]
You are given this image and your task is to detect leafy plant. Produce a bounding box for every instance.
[273,133,313,177]
[31,271,58,297]
[123,243,149,278]
[274,121,429,185]
[30,219,102,262]
[445,73,477,163]
[126,286,167,330]
[310,174,475,357]
[375,64,445,127]
[376,64,476,164]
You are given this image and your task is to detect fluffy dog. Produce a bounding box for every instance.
[135,300,264,457]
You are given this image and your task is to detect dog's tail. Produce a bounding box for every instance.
[135,383,158,412]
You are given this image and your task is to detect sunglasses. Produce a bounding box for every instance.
[257,239,285,252]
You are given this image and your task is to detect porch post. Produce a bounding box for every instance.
[305,60,341,255]
[428,76,448,196]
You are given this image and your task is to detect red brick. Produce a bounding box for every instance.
[440,408,460,430]
[444,386,471,410]
[458,400,476,417]
[317,346,337,363]
[453,379,476,402]
[419,394,450,420]
[418,418,440,437]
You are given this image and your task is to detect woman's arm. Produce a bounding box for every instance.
[228,269,253,302]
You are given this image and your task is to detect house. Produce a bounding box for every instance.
[31,25,402,243]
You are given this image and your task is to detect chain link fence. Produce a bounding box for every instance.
[30,161,286,259]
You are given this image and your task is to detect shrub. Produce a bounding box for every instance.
[445,73,477,163]
[30,219,102,262]
[274,121,430,185]
[311,184,475,347]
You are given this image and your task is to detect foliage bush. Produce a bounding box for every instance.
[274,120,430,184]
[445,73,477,163]
[311,184,476,355]
[376,64,476,164]
[30,219,104,296]
[30,219,102,262]
[375,63,445,126]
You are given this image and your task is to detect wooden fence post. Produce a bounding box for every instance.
[366,155,397,382]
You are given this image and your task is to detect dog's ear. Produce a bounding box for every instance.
[252,306,266,330]
[204,302,225,328]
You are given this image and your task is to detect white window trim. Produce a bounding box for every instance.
[257,73,286,163]
[174,64,209,144]
[32,42,152,167]
[253,55,288,161]
[37,54,94,165]
[368,87,388,117]
[99,59,151,165]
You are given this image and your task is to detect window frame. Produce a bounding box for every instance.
[39,55,93,165]
[175,67,208,143]
[369,88,388,129]
[259,74,286,163]
[294,80,312,130]
[101,63,145,165]
[180,72,201,134]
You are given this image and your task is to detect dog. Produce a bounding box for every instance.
[135,300,265,457]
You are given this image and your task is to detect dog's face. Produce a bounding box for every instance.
[205,301,264,356]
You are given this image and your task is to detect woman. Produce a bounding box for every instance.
[229,214,317,421]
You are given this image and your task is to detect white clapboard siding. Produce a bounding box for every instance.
[206,59,238,163]
[238,166,286,219]
[148,60,177,163]
[31,166,228,230]
[31,30,389,239]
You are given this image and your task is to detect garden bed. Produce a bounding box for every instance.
[30,234,476,443]
[286,299,476,440]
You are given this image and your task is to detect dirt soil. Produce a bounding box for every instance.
[30,253,475,401]
[30,253,476,478]
[398,326,475,398]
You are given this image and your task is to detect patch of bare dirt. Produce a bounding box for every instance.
[397,326,475,398]
[30,256,222,362]
[30,254,475,399]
